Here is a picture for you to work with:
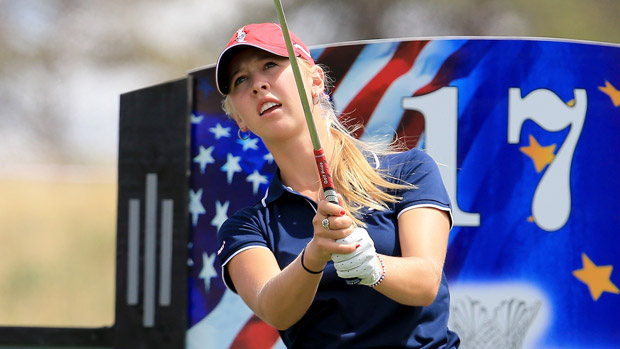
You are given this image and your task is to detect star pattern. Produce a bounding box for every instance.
[263,153,274,164]
[238,137,260,151]
[193,145,215,174]
[211,200,229,231]
[247,170,269,195]
[573,253,619,301]
[520,134,556,173]
[190,114,275,318]
[598,80,620,107]
[191,113,204,124]
[189,188,206,227]
[221,153,242,184]
[199,252,218,292]
[210,123,231,139]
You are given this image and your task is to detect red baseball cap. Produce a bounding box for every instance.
[215,23,315,95]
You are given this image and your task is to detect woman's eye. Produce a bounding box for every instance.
[264,61,277,69]
[233,75,247,87]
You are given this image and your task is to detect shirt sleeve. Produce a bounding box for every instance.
[392,149,453,227]
[216,207,269,293]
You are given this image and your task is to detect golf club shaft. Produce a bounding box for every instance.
[273,0,338,205]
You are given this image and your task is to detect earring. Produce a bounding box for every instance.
[238,128,251,140]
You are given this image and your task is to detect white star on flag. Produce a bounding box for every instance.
[263,153,274,164]
[221,153,242,184]
[237,137,259,151]
[189,188,206,226]
[247,170,268,194]
[209,123,231,139]
[211,200,230,231]
[191,113,204,124]
[193,145,215,174]
[199,252,218,292]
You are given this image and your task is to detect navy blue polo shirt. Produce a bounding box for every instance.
[217,148,460,348]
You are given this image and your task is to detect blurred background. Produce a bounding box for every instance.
[0,0,618,328]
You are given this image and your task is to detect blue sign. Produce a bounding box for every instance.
[188,37,620,348]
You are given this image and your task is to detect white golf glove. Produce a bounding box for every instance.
[331,227,383,286]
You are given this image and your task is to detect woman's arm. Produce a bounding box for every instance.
[373,207,451,306]
[227,198,357,330]
[227,247,322,330]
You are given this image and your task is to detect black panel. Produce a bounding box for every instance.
[115,77,192,349]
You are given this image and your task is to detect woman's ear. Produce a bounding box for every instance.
[311,65,326,96]
[231,112,247,131]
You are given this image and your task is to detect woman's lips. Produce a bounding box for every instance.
[259,101,282,116]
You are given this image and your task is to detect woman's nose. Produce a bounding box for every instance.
[252,79,269,95]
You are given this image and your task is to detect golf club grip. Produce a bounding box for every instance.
[314,149,339,204]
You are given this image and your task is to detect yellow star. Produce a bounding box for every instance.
[519,135,556,172]
[573,253,619,301]
[598,80,620,107]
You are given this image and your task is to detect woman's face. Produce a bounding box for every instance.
[226,47,318,145]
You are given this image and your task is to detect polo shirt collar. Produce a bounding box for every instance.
[260,152,380,207]
[260,168,288,207]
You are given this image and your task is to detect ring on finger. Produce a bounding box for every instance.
[321,217,330,230]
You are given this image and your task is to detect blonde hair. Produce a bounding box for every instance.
[223,58,413,227]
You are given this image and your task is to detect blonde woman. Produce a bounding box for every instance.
[216,23,459,348]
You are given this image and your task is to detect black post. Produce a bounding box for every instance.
[115,77,192,349]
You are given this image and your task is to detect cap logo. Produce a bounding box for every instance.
[236,28,246,42]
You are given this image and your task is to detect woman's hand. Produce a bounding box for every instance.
[305,195,358,268]
[332,227,383,286]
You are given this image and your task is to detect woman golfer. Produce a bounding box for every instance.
[215,22,460,348]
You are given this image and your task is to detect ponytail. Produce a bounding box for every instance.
[326,110,413,227]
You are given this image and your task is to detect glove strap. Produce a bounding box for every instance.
[370,255,386,288]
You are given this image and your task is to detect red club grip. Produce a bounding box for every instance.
[314,149,339,204]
